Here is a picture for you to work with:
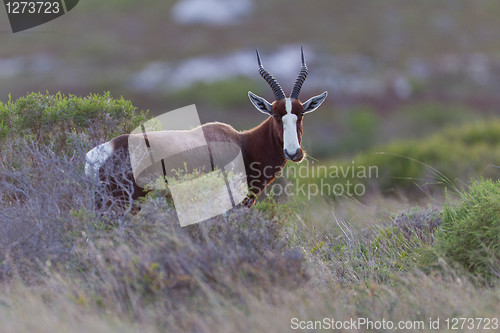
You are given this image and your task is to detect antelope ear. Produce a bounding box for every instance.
[303,91,328,114]
[248,91,273,115]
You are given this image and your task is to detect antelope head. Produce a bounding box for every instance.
[248,47,328,162]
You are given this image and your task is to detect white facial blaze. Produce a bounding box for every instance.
[282,98,300,156]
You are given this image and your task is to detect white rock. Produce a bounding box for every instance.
[171,0,254,26]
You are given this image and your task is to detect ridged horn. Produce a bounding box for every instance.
[290,46,309,99]
[256,49,285,101]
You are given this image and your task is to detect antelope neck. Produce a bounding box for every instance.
[241,117,287,193]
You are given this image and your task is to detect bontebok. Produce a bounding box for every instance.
[85,47,328,209]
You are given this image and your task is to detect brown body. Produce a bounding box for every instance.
[102,115,292,207]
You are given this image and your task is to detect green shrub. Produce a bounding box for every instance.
[0,92,148,152]
[434,179,500,281]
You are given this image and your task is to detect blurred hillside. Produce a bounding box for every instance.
[1,0,500,158]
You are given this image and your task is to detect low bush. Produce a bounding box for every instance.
[392,207,442,243]
[434,179,500,281]
[0,91,147,153]
[0,139,90,280]
[74,204,307,316]
[296,207,442,284]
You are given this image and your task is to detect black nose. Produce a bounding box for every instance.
[284,149,299,160]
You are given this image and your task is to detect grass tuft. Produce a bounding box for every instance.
[435,179,500,282]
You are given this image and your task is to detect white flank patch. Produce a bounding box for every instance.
[85,141,113,181]
[282,98,300,157]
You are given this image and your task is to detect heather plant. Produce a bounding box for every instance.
[292,206,443,285]
[392,208,442,243]
[0,136,308,296]
[0,139,90,280]
[71,204,308,318]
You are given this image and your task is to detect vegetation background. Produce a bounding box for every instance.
[0,0,499,332]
